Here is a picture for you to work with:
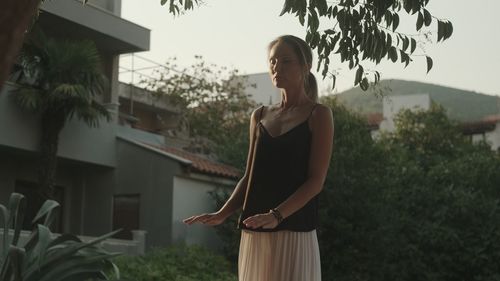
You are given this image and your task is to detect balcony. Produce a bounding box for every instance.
[40,0,150,54]
[0,82,117,167]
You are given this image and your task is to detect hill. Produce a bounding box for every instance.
[333,79,500,122]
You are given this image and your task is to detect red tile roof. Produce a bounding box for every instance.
[146,144,241,179]
[483,114,500,123]
[461,115,500,135]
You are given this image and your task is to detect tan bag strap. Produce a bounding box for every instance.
[241,105,265,211]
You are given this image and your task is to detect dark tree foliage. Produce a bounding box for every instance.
[280,0,453,90]
[211,98,500,281]
[141,56,256,167]
[160,0,453,90]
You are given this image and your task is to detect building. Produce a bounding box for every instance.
[366,94,500,150]
[461,115,500,151]
[0,0,238,254]
[239,72,281,105]
[378,94,431,132]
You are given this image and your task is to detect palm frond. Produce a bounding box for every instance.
[50,84,89,104]
[10,86,45,112]
[75,100,111,128]
[16,30,110,126]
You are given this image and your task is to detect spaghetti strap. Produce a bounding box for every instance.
[258,105,265,122]
[308,103,319,119]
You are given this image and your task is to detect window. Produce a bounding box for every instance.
[14,180,64,233]
[112,194,140,240]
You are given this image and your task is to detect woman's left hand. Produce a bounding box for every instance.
[242,212,279,229]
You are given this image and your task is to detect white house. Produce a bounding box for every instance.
[240,72,281,105]
[366,94,500,151]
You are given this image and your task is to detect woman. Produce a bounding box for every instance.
[184,34,334,281]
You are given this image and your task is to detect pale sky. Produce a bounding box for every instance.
[120,0,500,96]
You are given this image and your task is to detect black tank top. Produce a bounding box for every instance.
[239,104,319,232]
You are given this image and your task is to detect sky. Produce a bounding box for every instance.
[120,0,500,96]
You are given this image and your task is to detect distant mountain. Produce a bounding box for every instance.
[333,79,500,122]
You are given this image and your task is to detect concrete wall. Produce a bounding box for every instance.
[485,123,500,150]
[171,176,225,251]
[0,147,114,236]
[240,73,281,106]
[115,138,183,249]
[472,123,500,151]
[41,0,149,53]
[86,0,122,15]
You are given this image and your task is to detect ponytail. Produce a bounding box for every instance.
[306,72,318,102]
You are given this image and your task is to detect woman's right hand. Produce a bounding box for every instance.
[183,211,228,226]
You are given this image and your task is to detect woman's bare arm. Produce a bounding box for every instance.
[184,107,262,225]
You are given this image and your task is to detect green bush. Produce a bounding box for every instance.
[114,244,237,281]
[211,97,500,281]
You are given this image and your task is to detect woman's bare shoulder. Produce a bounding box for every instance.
[311,104,333,120]
[250,105,266,122]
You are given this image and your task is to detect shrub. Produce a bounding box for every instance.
[114,244,237,281]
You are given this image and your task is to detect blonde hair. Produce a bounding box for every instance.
[268,35,318,102]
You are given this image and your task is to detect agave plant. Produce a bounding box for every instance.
[0,193,120,281]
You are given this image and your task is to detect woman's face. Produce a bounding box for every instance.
[268,41,306,90]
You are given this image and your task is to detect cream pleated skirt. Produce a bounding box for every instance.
[238,230,321,281]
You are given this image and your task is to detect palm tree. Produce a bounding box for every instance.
[12,30,110,201]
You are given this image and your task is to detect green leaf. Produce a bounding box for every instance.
[403,0,412,13]
[316,0,328,16]
[389,46,398,62]
[443,21,453,40]
[392,13,400,32]
[416,12,424,31]
[423,9,432,26]
[0,205,9,259]
[411,0,420,15]
[349,58,354,69]
[410,38,417,54]
[299,13,305,26]
[279,0,293,15]
[355,65,364,85]
[400,50,411,67]
[8,194,26,247]
[386,33,392,49]
[331,32,341,52]
[385,10,393,28]
[1,246,26,281]
[32,200,59,226]
[426,56,433,73]
[332,5,338,18]
[308,7,320,32]
[402,36,409,52]
[374,71,381,83]
[35,224,52,269]
[437,20,445,42]
[360,77,369,91]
